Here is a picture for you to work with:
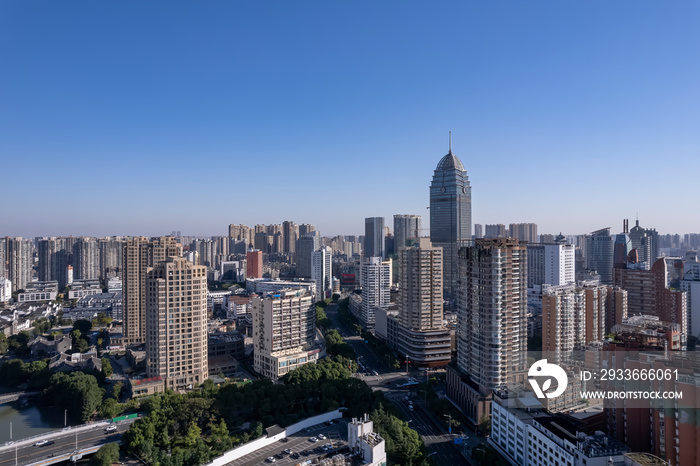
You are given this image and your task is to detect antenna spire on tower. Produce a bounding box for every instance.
[449,131,452,153]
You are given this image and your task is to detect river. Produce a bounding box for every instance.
[0,402,65,444]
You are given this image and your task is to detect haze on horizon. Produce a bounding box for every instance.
[1,1,698,238]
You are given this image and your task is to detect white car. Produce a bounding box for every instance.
[309,437,319,442]
[266,457,276,463]
[318,434,326,440]
[105,425,118,432]
[35,440,49,447]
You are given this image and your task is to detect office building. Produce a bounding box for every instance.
[473,223,483,239]
[123,236,182,345]
[429,138,472,299]
[311,246,332,300]
[252,292,320,379]
[360,256,391,328]
[364,217,386,259]
[447,238,527,424]
[397,238,451,367]
[145,256,208,390]
[586,228,614,285]
[628,218,659,268]
[393,214,421,251]
[246,249,263,279]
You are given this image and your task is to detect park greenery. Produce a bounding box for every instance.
[45,371,105,423]
[91,442,120,466]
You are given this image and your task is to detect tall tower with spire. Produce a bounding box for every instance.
[429,132,472,299]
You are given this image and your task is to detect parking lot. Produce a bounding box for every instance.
[225,419,349,466]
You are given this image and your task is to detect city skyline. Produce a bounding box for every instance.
[2,1,699,236]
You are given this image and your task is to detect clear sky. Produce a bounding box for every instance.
[1,1,698,238]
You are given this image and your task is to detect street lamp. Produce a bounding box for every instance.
[64,409,68,428]
[443,414,452,434]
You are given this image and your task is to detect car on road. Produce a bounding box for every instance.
[35,440,49,446]
[105,425,118,432]
[266,456,276,463]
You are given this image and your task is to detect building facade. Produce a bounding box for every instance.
[360,257,391,328]
[429,142,471,299]
[312,246,333,301]
[145,256,208,390]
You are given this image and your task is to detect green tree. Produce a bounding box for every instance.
[184,422,202,448]
[91,442,120,466]
[99,398,123,419]
[112,381,124,400]
[102,358,114,377]
[93,313,113,327]
[0,333,8,355]
[46,372,104,423]
[73,319,93,335]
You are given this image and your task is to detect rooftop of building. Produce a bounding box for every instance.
[624,452,667,465]
[436,150,465,172]
[362,431,384,447]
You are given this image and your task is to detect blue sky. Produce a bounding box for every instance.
[1,1,698,238]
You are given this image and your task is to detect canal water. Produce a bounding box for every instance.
[0,402,65,444]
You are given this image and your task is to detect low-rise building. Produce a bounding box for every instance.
[208,330,246,360]
[18,281,58,303]
[245,278,316,296]
[68,279,103,299]
[348,414,387,466]
[28,335,72,357]
[49,352,102,373]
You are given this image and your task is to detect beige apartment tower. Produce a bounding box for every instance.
[123,236,182,344]
[146,256,208,389]
[447,238,527,425]
[397,238,451,367]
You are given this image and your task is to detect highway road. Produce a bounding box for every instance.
[325,303,474,465]
[0,420,134,466]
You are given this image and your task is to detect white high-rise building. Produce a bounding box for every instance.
[360,257,391,328]
[252,293,318,379]
[0,277,11,303]
[312,246,332,301]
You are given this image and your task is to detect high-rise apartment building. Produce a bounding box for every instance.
[473,224,483,239]
[360,257,391,328]
[282,221,298,254]
[526,240,575,288]
[364,217,386,259]
[509,223,538,243]
[99,238,123,281]
[123,236,182,345]
[613,257,687,338]
[447,238,526,424]
[298,224,316,237]
[252,292,318,379]
[7,237,32,291]
[681,251,700,336]
[246,249,263,279]
[312,246,332,300]
[586,228,614,285]
[429,140,471,299]
[0,238,6,279]
[73,237,100,280]
[393,215,421,252]
[397,238,451,367]
[484,224,507,238]
[145,256,208,390]
[295,232,320,278]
